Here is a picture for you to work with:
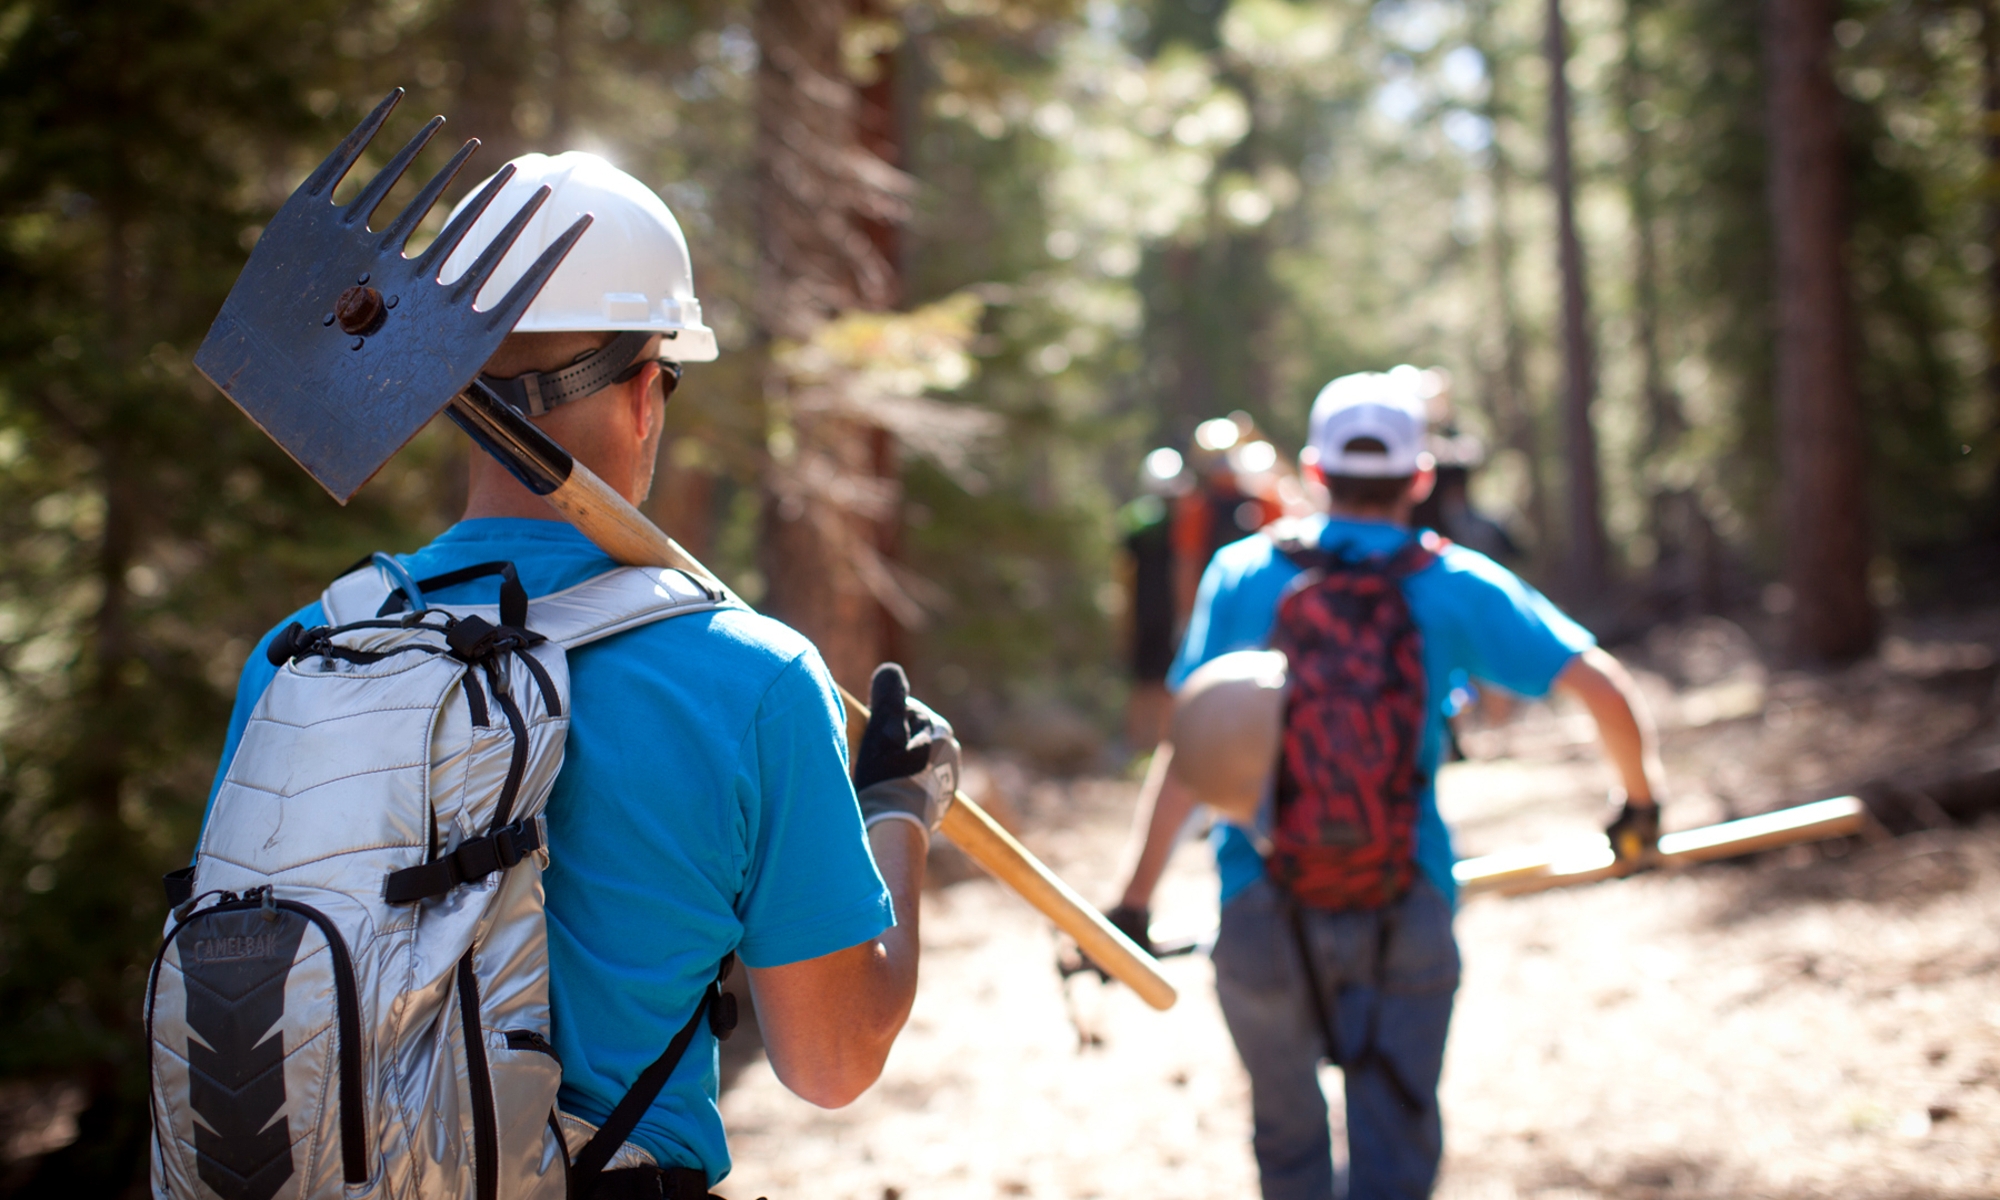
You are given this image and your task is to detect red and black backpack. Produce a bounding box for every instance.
[1266,530,1444,911]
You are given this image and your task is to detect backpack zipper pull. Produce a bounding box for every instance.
[258,885,279,923]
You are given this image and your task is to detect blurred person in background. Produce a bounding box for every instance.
[1408,368,1521,564]
[1109,368,1666,1200]
[1120,446,1191,751]
[1174,411,1288,622]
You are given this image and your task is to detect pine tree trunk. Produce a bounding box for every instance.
[449,0,532,165]
[1766,0,1876,660]
[1476,0,1551,563]
[1547,0,1608,602]
[1621,0,1688,598]
[752,0,908,693]
[1981,0,2000,504]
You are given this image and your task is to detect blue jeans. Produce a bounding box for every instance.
[1212,877,1460,1200]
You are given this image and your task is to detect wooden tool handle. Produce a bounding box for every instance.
[544,459,1179,1010]
[1456,794,1871,898]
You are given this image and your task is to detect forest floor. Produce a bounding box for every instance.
[714,611,2000,1200]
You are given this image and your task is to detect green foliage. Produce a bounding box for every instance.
[0,0,454,1188]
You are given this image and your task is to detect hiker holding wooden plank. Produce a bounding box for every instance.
[1106,368,1668,1200]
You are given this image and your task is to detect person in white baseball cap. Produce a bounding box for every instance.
[1107,365,1665,1200]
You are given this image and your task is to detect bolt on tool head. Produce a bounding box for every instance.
[194,89,593,503]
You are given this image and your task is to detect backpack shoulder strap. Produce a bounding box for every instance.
[1387,529,1451,578]
[322,562,729,644]
[320,562,393,625]
[1265,520,1330,571]
[528,567,729,648]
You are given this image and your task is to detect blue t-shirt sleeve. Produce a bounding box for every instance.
[732,650,894,969]
[1430,550,1594,698]
[1167,556,1229,689]
[1168,535,1292,690]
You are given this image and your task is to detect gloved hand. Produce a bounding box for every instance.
[853,663,961,837]
[1605,794,1662,864]
[1104,904,1155,958]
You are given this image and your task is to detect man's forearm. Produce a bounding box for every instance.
[1116,743,1201,910]
[1556,647,1664,804]
[867,818,927,992]
[747,819,926,1108]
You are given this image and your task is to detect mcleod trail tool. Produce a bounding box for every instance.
[194,89,1176,1012]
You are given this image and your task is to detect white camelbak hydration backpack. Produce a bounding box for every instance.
[147,557,733,1200]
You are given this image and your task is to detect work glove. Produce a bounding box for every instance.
[1605,793,1662,864]
[853,663,961,837]
[1104,904,1155,958]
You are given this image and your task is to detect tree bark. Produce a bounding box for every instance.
[752,0,910,692]
[1475,0,1551,563]
[450,0,533,165]
[1620,0,1689,594]
[1547,0,1608,602]
[1981,0,2000,506]
[1766,0,1876,660]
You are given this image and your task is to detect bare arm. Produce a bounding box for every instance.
[1116,743,1203,911]
[744,819,926,1108]
[1553,646,1665,805]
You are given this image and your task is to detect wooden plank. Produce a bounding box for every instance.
[1456,795,1870,897]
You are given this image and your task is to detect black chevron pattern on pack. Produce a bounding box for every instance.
[177,907,308,1200]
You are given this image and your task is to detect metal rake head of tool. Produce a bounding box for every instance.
[195,88,593,503]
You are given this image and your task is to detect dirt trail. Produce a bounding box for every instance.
[717,624,2000,1200]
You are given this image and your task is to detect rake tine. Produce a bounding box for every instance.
[448,184,552,304]
[300,89,402,201]
[344,114,445,230]
[485,214,593,331]
[414,161,515,279]
[379,137,480,255]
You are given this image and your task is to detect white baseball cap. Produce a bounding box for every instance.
[1305,367,1434,478]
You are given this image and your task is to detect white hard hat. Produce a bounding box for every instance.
[440,151,718,362]
[1166,650,1287,824]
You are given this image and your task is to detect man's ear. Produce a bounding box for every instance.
[1407,465,1438,506]
[624,362,663,441]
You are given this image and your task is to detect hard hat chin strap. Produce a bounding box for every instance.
[479,329,668,417]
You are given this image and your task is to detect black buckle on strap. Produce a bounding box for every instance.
[385,819,542,905]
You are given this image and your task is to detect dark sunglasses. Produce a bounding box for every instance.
[612,357,682,402]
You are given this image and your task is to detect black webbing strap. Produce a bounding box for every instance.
[378,561,528,629]
[1283,896,1426,1116]
[384,819,542,905]
[588,1166,711,1200]
[567,958,735,1200]
[480,331,653,417]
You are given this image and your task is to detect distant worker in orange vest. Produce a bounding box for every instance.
[1173,411,1287,623]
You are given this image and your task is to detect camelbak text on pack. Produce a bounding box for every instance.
[147,560,729,1200]
[1267,534,1441,911]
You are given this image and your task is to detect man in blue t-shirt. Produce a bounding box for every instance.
[210,154,956,1198]
[1108,370,1666,1200]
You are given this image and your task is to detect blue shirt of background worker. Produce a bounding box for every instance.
[1168,513,1595,908]
[209,519,894,1184]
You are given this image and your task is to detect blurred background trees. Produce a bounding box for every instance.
[1,0,1996,1191]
